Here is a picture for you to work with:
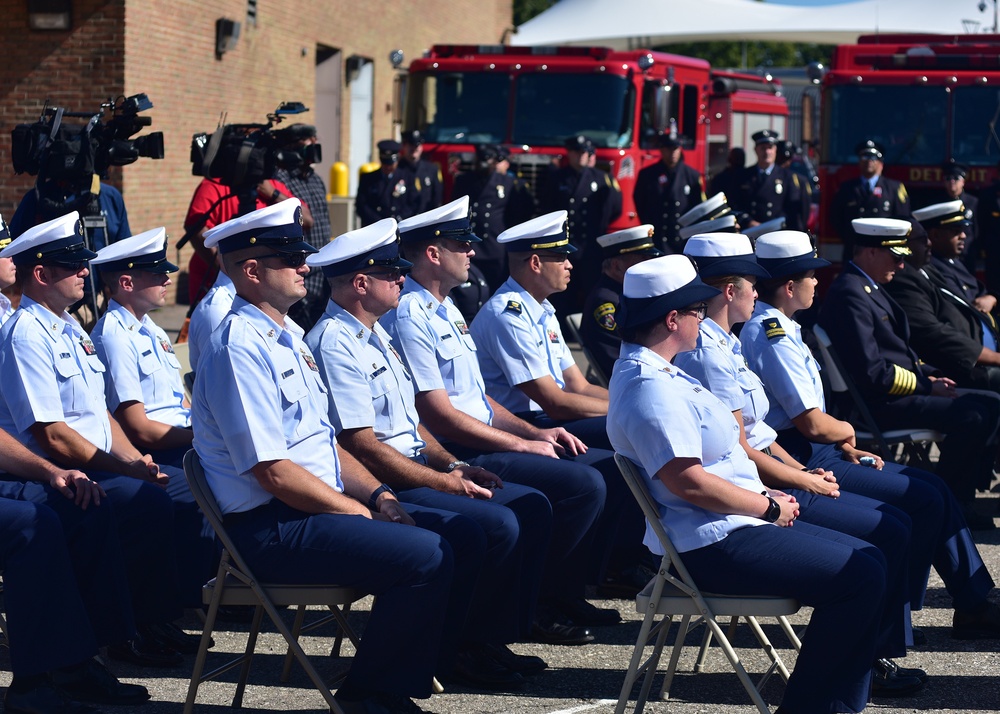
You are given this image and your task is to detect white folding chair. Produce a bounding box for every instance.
[564,312,609,387]
[182,449,365,714]
[613,454,802,714]
[170,340,193,400]
[812,325,942,464]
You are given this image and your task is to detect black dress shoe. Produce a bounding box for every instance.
[49,658,150,705]
[447,645,526,691]
[871,658,926,697]
[554,597,621,626]
[107,633,183,668]
[483,643,547,675]
[531,612,594,646]
[597,564,658,599]
[139,622,207,655]
[875,657,927,684]
[952,601,1000,639]
[3,681,98,714]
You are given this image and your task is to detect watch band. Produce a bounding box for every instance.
[368,483,395,511]
[446,460,470,473]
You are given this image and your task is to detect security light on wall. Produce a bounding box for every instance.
[27,0,72,30]
[216,18,241,59]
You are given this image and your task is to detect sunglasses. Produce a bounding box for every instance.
[679,303,708,320]
[236,252,309,268]
[363,267,405,282]
[48,261,89,272]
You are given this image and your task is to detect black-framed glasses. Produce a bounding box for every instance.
[236,252,309,268]
[363,267,404,282]
[679,303,708,320]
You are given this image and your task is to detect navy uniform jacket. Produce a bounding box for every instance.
[708,166,742,200]
[930,253,990,305]
[539,165,623,256]
[831,175,911,244]
[354,169,420,226]
[818,263,934,402]
[731,165,805,231]
[633,161,704,252]
[398,157,443,214]
[579,273,623,381]
[884,261,996,381]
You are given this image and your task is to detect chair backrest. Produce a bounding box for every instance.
[564,312,609,387]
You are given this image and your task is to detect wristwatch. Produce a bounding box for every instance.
[446,460,470,473]
[368,483,395,511]
[760,491,781,523]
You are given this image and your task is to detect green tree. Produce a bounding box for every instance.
[656,41,832,70]
[514,0,558,27]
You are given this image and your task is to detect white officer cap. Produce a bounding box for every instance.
[596,225,662,260]
[684,233,770,279]
[619,254,720,329]
[678,192,732,227]
[910,200,972,230]
[851,218,912,256]
[741,217,786,240]
[678,214,738,240]
[0,212,10,250]
[91,227,178,274]
[755,230,830,278]
[498,211,576,254]
[0,211,98,267]
[398,196,482,245]
[306,217,412,278]
[203,198,315,255]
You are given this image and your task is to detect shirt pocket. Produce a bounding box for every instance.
[137,349,163,378]
[435,335,463,362]
[279,370,309,439]
[55,356,87,417]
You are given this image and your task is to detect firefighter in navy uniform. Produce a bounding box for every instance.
[633,132,705,254]
[354,140,419,226]
[830,139,911,258]
[539,134,623,313]
[731,130,805,233]
[398,130,443,214]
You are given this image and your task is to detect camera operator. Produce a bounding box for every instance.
[9,176,130,252]
[272,123,330,330]
[182,175,312,308]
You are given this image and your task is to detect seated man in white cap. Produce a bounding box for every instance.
[193,199,457,714]
[0,212,203,665]
[383,197,618,641]
[818,217,1000,514]
[303,217,556,688]
[580,225,662,380]
[186,259,235,374]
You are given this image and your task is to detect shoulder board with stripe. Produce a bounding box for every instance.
[504,300,522,315]
[763,317,785,340]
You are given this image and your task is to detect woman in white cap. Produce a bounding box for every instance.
[675,233,920,695]
[607,253,890,714]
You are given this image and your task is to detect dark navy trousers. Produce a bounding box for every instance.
[0,499,99,676]
[224,499,456,699]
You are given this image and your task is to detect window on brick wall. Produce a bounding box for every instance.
[247,0,258,26]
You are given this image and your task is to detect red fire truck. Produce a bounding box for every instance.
[401,45,788,231]
[818,33,1000,259]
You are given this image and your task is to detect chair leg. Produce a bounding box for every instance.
[704,617,772,714]
[281,605,309,683]
[777,615,803,652]
[184,575,226,714]
[745,615,790,687]
[658,614,690,703]
[693,618,714,673]
[232,604,266,709]
[615,606,662,714]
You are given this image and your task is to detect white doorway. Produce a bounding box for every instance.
[313,45,341,199]
[347,56,374,197]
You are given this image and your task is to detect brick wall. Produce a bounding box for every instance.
[1,0,512,301]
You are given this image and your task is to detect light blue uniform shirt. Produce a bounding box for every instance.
[381,279,494,428]
[607,341,769,554]
[674,317,778,450]
[0,296,112,456]
[306,300,426,459]
[741,302,825,432]
[192,296,343,516]
[0,294,13,325]
[92,300,191,428]
[470,277,575,415]
[188,271,236,373]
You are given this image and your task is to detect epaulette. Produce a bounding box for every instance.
[610,176,620,191]
[436,167,443,181]
[898,184,908,202]
[792,174,800,187]
[504,300,522,315]
[593,302,617,332]
[762,317,785,340]
[888,364,917,396]
[415,177,423,192]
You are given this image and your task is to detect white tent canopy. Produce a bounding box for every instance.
[512,0,993,48]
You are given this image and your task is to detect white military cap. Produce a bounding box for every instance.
[678,192,732,227]
[203,198,314,255]
[0,211,97,266]
[910,200,972,229]
[741,217,786,240]
[91,227,178,273]
[596,225,662,259]
[398,196,482,244]
[498,211,576,254]
[306,217,411,278]
[755,230,830,278]
[684,233,770,278]
[678,214,738,240]
[851,218,912,256]
[619,254,720,329]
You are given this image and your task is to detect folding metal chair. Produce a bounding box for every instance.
[613,453,802,714]
[182,449,364,714]
[170,340,193,400]
[564,312,609,387]
[811,325,941,465]
[0,576,7,644]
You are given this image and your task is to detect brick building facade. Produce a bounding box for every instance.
[0,0,512,301]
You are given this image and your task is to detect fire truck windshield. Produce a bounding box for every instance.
[953,85,1000,166]
[825,85,947,166]
[405,70,633,148]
